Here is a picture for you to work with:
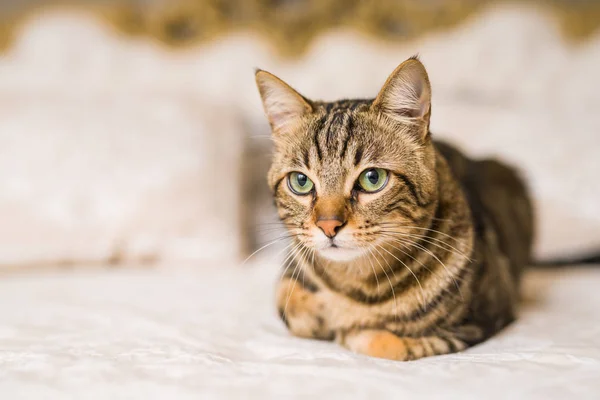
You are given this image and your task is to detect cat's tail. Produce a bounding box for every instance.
[533,250,600,268]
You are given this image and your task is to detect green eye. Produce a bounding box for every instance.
[357,168,389,193]
[288,172,314,195]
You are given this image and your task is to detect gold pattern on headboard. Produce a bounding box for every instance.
[0,0,598,55]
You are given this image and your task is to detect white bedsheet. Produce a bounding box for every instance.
[1,261,599,399]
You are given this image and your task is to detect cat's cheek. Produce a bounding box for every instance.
[294,194,314,208]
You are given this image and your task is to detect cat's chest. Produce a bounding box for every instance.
[314,281,423,332]
[318,287,382,329]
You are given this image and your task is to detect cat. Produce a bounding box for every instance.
[254,56,537,361]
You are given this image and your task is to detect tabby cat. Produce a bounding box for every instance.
[254,56,535,361]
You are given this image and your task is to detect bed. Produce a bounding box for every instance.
[1,261,599,399]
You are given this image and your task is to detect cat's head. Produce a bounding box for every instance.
[255,57,439,262]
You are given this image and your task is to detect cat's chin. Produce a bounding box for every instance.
[317,246,365,262]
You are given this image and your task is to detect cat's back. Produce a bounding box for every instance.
[434,140,534,282]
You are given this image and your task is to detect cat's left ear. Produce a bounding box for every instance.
[372,57,432,136]
[255,69,313,134]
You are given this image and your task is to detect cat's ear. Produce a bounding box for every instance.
[255,70,313,133]
[372,57,432,133]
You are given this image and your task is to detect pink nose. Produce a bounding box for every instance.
[316,219,344,238]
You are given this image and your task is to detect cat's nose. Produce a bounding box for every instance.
[316,218,345,238]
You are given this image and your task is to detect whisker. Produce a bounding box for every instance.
[384,238,465,326]
[380,238,464,299]
[243,234,299,265]
[403,233,472,261]
[283,243,309,318]
[381,234,463,300]
[431,217,454,223]
[379,230,471,261]
[257,229,304,242]
[378,223,463,244]
[371,244,400,320]
[299,245,312,290]
[363,246,382,296]
[309,247,317,287]
[280,242,305,293]
[375,243,427,311]
[278,241,304,280]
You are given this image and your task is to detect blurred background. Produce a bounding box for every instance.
[0,0,599,273]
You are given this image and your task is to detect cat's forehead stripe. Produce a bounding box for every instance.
[339,116,353,159]
[309,99,370,169]
[311,115,326,163]
[319,112,345,163]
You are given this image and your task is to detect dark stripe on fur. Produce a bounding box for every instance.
[354,147,363,166]
[282,259,320,293]
[339,115,353,158]
[326,112,344,148]
[312,116,326,162]
[395,172,426,207]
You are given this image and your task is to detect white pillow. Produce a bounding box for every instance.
[0,93,243,268]
[0,11,250,269]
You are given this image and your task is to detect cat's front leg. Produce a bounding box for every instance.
[338,329,467,361]
[276,276,333,340]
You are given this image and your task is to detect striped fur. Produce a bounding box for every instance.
[256,57,534,361]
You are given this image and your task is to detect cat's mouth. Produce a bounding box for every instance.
[322,237,344,249]
[318,239,365,261]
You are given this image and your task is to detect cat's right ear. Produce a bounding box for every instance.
[255,70,313,134]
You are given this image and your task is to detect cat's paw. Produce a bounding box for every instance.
[276,278,333,340]
[339,329,466,361]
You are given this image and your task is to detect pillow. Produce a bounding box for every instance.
[0,77,244,269]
